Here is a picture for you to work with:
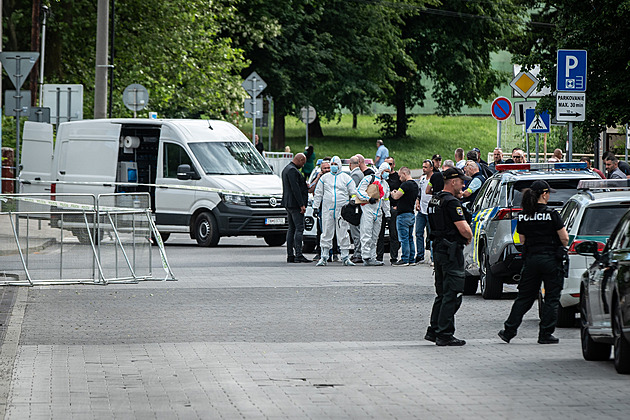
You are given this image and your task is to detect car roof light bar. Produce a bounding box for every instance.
[495,162,588,171]
[577,179,630,191]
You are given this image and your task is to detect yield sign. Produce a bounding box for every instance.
[242,71,267,98]
[0,52,39,89]
[525,109,550,133]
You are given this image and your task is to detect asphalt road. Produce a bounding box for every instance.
[0,234,628,419]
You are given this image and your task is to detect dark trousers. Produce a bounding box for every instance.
[504,253,562,336]
[286,208,305,258]
[429,249,465,339]
[377,208,399,262]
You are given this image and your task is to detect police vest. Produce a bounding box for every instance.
[516,205,561,253]
[462,172,486,204]
[428,191,464,243]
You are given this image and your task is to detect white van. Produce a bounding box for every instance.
[20,119,287,247]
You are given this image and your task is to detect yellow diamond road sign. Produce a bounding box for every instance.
[510,71,539,98]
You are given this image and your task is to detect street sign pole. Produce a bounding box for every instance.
[268,96,273,151]
[497,120,501,148]
[568,122,574,162]
[626,123,629,163]
[305,107,309,148]
[535,134,540,163]
[15,58,22,193]
[525,131,530,161]
[251,77,257,144]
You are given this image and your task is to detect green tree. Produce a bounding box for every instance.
[381,0,526,137]
[230,0,405,148]
[2,0,248,121]
[511,0,630,150]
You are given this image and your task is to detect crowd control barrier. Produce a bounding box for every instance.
[0,192,175,286]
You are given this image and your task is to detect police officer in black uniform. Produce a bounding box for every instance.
[425,168,473,346]
[499,180,569,344]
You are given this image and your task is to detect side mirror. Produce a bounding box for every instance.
[575,241,600,259]
[177,164,198,180]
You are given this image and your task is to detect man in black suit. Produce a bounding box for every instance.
[281,153,311,263]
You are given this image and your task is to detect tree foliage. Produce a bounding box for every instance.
[2,0,248,121]
[511,0,630,143]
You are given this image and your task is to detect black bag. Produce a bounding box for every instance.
[341,201,362,226]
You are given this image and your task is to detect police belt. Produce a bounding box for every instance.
[433,237,464,263]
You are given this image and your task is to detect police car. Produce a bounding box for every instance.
[575,197,630,374]
[552,179,630,327]
[463,162,601,299]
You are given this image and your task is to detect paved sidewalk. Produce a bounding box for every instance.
[0,236,628,419]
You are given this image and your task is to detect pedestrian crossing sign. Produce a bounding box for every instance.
[525,109,550,133]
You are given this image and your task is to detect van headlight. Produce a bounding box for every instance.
[221,193,248,206]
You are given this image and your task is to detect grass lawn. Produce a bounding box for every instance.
[279,114,499,169]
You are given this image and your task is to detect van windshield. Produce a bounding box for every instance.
[189,141,273,175]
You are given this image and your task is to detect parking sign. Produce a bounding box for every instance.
[556,50,587,92]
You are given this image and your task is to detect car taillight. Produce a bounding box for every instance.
[493,208,522,220]
[50,183,56,201]
[567,240,606,255]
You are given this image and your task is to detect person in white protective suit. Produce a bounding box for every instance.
[312,156,358,266]
[356,162,391,266]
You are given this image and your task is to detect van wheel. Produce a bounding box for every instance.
[74,228,102,245]
[151,232,170,246]
[194,212,219,247]
[264,234,286,247]
[480,248,502,299]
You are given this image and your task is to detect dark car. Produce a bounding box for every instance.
[576,205,630,374]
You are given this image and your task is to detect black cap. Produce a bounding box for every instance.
[432,154,442,161]
[472,147,481,153]
[530,180,556,194]
[443,167,472,181]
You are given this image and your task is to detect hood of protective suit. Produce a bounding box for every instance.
[331,156,342,172]
[377,162,391,177]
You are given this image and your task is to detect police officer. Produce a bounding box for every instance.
[426,167,473,346]
[498,180,569,344]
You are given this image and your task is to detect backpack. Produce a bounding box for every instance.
[341,201,362,226]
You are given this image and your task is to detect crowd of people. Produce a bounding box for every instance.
[280,141,630,346]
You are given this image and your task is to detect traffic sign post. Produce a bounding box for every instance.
[557,50,587,92]
[300,106,316,148]
[557,49,587,162]
[513,100,536,125]
[525,109,550,134]
[0,52,40,193]
[242,72,267,145]
[510,71,539,98]
[491,97,512,148]
[556,92,585,122]
[123,84,149,118]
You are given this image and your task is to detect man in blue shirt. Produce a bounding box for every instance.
[375,139,389,166]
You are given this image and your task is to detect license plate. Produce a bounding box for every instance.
[265,218,285,225]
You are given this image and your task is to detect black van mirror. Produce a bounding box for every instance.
[177,164,198,180]
[575,241,600,259]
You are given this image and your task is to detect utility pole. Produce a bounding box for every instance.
[94,0,110,119]
[30,0,41,106]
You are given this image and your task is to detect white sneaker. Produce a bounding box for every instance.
[316,258,327,266]
[342,257,356,266]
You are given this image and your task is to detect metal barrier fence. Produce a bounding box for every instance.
[0,192,175,286]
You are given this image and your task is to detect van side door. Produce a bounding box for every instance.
[154,134,199,231]
[20,121,54,194]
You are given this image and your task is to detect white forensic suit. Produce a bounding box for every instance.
[356,162,391,264]
[313,156,357,265]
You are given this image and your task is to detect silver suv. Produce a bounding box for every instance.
[463,162,601,299]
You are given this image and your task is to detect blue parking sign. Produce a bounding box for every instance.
[557,50,587,92]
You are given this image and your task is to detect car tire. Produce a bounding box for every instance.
[557,305,577,328]
[480,248,502,299]
[464,275,479,295]
[151,232,170,246]
[580,292,611,361]
[264,234,286,247]
[613,301,630,374]
[194,211,220,247]
[74,228,103,245]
